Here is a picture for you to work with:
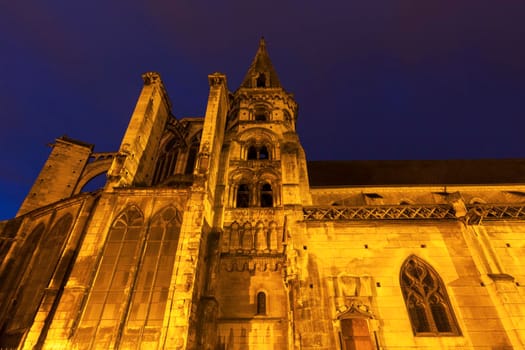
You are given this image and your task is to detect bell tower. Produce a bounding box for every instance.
[201,38,310,350]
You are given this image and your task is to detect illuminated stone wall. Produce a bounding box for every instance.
[2,41,525,350]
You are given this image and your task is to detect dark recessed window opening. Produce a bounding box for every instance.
[257,292,266,314]
[236,184,250,208]
[184,146,198,175]
[259,146,269,159]
[260,183,273,207]
[247,146,258,160]
[256,73,266,88]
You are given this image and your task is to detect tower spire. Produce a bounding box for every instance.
[240,37,282,89]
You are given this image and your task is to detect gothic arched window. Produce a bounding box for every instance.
[75,207,144,347]
[236,184,250,208]
[260,183,273,207]
[400,256,460,336]
[153,138,180,185]
[256,292,267,315]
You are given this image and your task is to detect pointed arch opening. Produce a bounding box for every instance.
[75,206,144,348]
[152,137,182,185]
[400,256,460,336]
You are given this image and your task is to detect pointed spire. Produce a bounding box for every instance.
[240,37,282,89]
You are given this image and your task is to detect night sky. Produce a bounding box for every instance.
[1,1,525,220]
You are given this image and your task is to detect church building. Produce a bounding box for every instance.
[1,38,525,349]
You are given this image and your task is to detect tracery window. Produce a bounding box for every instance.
[256,292,267,315]
[153,138,179,185]
[400,256,460,336]
[75,207,144,348]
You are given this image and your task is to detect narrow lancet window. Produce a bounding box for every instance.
[257,292,266,314]
[185,146,198,175]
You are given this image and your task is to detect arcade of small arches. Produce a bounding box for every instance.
[223,220,280,253]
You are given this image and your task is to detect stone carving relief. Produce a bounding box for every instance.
[142,71,161,85]
[221,259,283,273]
[328,275,375,319]
[222,220,282,254]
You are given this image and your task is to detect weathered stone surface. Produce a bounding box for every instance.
[1,39,525,350]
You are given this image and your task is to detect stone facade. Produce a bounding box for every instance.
[1,38,525,349]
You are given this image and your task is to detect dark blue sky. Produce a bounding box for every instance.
[1,1,525,219]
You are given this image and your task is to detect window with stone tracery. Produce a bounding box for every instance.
[400,256,460,336]
[153,138,180,185]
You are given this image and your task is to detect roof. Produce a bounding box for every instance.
[307,159,525,186]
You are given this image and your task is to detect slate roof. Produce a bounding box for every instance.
[307,159,525,186]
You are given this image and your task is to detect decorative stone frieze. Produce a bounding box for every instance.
[466,204,525,221]
[303,205,456,221]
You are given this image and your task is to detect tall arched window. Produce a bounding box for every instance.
[256,292,266,315]
[122,207,181,347]
[236,184,250,208]
[75,207,144,348]
[153,138,180,185]
[8,214,73,333]
[185,132,201,175]
[400,256,460,336]
[260,183,273,207]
